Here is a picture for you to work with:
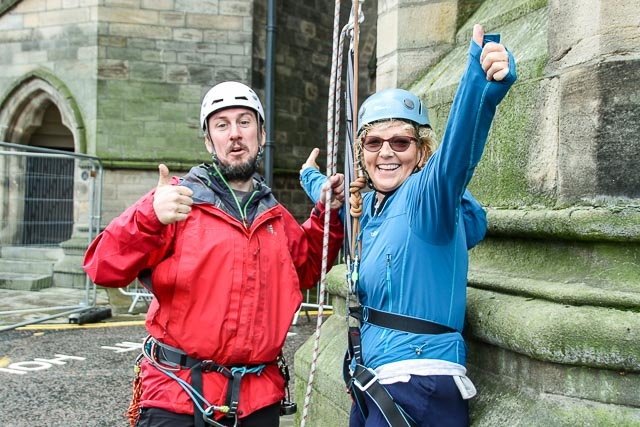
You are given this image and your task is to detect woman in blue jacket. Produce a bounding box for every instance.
[307,24,516,427]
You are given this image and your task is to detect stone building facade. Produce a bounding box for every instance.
[0,0,377,307]
[1,0,639,426]
[0,0,377,225]
[296,0,640,426]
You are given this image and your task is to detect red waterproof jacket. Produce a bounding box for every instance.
[83,165,343,418]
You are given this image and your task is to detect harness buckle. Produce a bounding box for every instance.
[353,366,377,392]
[202,407,235,427]
[200,360,232,378]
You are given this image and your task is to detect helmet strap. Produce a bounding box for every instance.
[204,130,222,168]
[256,146,264,165]
[211,151,219,166]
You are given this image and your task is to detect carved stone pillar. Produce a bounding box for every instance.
[376,0,458,89]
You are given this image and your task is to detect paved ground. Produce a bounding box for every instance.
[0,288,320,427]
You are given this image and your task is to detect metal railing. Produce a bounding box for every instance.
[118,280,332,324]
[292,287,333,325]
[0,140,330,329]
[0,142,103,331]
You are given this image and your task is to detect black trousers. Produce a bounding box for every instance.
[136,403,281,427]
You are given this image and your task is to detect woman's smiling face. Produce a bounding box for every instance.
[361,121,422,194]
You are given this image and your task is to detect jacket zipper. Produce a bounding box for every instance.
[386,253,392,309]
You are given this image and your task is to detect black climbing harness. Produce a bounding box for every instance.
[343,305,455,427]
[140,335,296,427]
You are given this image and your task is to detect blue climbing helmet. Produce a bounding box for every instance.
[357,88,430,134]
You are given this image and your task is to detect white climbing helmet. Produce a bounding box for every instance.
[200,81,265,130]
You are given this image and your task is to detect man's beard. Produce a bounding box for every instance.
[215,153,260,181]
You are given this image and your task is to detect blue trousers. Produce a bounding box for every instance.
[349,375,469,427]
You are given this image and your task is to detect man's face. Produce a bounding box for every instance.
[205,107,265,180]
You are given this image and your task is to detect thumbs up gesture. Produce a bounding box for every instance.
[473,24,510,82]
[153,164,194,225]
[300,147,320,174]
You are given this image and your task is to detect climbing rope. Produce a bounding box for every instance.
[300,1,364,426]
[299,1,342,424]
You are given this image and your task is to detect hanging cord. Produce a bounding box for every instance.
[300,1,342,425]
[126,354,144,426]
[342,13,367,416]
[300,1,364,426]
[347,0,366,295]
[209,161,258,229]
[344,1,366,312]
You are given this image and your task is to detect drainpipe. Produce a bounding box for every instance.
[264,0,276,187]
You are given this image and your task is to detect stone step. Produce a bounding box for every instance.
[0,272,53,291]
[0,258,54,274]
[0,246,63,261]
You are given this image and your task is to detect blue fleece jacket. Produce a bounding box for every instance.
[355,35,517,369]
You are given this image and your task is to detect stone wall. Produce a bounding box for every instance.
[93,1,256,221]
[0,0,378,224]
[295,0,640,425]
[0,0,379,297]
[0,0,98,150]
[253,0,378,219]
[95,1,254,164]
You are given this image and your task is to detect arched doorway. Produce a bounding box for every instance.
[0,71,85,247]
[0,72,102,324]
[21,104,75,245]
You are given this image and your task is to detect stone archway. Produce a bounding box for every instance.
[0,71,84,246]
[0,70,92,288]
[0,69,85,151]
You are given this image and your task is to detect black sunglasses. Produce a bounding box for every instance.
[362,135,418,153]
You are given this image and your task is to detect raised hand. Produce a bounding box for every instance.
[300,147,320,173]
[152,164,194,225]
[473,23,510,82]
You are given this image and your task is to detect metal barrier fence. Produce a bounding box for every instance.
[293,287,333,325]
[0,140,329,328]
[0,142,103,331]
[119,281,332,325]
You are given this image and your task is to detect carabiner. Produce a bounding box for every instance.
[202,406,237,427]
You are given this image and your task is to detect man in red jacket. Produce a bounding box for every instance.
[84,81,345,427]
